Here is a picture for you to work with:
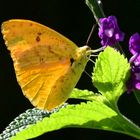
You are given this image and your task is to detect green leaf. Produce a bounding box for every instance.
[10,101,140,140]
[70,88,94,100]
[70,88,107,103]
[92,47,130,106]
[0,108,62,140]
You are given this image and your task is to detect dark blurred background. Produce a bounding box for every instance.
[0,0,140,139]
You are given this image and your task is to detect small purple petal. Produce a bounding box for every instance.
[135,82,140,90]
[115,32,125,41]
[129,53,139,63]
[98,16,124,47]
[105,28,114,37]
[135,72,140,80]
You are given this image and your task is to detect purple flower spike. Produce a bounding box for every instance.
[129,33,140,64]
[127,64,140,92]
[129,33,140,55]
[127,33,140,92]
[98,16,124,46]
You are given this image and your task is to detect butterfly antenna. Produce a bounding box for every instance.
[84,70,92,79]
[86,23,97,45]
[89,57,95,64]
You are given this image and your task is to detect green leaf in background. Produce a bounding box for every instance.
[92,47,130,109]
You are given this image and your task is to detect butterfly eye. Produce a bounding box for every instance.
[70,57,75,66]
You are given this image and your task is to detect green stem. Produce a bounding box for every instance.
[85,0,105,24]
[103,100,140,139]
[118,113,140,139]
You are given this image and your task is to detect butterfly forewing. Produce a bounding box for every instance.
[1,19,90,110]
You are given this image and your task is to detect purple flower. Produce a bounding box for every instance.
[129,33,140,54]
[127,33,140,92]
[127,64,140,92]
[98,16,124,46]
[129,33,140,65]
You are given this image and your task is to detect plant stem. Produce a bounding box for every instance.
[118,113,140,139]
[85,0,105,24]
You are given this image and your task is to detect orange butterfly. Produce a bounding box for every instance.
[1,19,91,111]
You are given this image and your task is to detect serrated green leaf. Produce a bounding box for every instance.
[0,106,67,140]
[70,88,107,103]
[92,47,130,106]
[0,108,51,140]
[11,100,140,140]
